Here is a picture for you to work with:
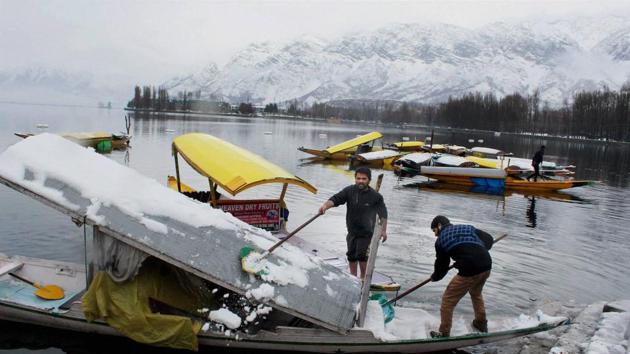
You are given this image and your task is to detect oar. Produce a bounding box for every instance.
[385,233,508,306]
[9,273,65,300]
[240,213,322,275]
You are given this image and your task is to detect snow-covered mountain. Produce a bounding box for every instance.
[164,16,630,106]
[0,67,128,106]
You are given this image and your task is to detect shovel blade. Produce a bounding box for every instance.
[35,285,65,300]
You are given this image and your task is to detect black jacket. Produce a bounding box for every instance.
[532,150,544,166]
[329,185,387,237]
[431,225,493,281]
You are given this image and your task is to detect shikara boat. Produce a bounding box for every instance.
[298,132,383,160]
[0,133,570,353]
[15,131,131,152]
[169,133,399,291]
[351,149,403,168]
[433,154,477,167]
[469,146,510,158]
[465,156,575,177]
[0,134,570,352]
[393,152,434,175]
[388,141,424,152]
[420,166,591,191]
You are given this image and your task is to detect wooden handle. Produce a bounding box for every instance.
[386,233,507,305]
[267,213,322,254]
[9,272,36,287]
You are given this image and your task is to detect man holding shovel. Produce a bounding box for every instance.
[318,167,388,280]
[429,215,494,338]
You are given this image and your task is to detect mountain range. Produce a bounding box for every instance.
[162,16,630,106]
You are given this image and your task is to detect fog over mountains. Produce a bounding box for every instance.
[2,16,630,107]
[162,16,630,106]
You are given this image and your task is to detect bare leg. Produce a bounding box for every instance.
[349,261,358,277]
[359,261,367,280]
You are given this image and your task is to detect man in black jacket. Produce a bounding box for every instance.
[527,145,545,182]
[429,215,493,338]
[318,167,388,279]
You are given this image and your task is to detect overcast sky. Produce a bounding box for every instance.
[1,0,630,84]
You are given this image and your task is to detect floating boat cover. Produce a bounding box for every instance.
[325,132,382,155]
[0,134,361,334]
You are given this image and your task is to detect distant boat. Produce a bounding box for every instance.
[36,124,48,129]
[264,131,273,135]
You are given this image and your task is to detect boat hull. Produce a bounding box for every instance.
[0,299,568,353]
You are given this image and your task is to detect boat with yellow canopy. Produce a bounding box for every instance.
[298,132,383,160]
[171,133,400,291]
[170,133,316,233]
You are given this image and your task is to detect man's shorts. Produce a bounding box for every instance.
[346,233,371,262]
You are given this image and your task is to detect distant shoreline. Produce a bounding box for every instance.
[126,108,629,145]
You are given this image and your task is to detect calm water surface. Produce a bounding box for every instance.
[0,103,629,352]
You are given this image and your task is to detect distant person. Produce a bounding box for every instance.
[527,145,546,182]
[318,167,388,280]
[428,215,494,338]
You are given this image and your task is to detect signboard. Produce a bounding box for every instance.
[218,199,282,232]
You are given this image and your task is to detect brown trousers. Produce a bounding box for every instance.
[439,270,491,335]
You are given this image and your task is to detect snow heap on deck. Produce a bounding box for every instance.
[0,133,361,333]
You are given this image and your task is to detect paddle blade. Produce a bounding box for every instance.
[34,284,65,300]
[239,247,269,276]
[370,293,395,323]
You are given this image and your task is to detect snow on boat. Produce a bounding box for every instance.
[298,132,382,160]
[469,146,510,158]
[352,149,402,167]
[393,152,433,175]
[0,134,569,353]
[433,154,477,167]
[445,145,467,156]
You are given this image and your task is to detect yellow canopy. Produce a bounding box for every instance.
[173,133,317,196]
[392,141,424,148]
[62,131,112,140]
[465,156,499,168]
[324,132,382,155]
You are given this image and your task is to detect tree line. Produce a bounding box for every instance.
[128,85,630,141]
[304,87,630,141]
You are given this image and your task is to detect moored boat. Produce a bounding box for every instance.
[298,132,383,160]
[0,134,570,353]
[420,166,591,191]
[15,131,131,152]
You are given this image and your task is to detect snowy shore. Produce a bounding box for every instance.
[468,299,630,354]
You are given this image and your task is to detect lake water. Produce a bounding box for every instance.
[0,103,629,353]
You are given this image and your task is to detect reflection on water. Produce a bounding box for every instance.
[0,105,630,352]
[526,197,537,228]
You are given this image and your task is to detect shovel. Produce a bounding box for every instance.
[9,273,65,300]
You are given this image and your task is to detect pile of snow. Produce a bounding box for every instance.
[209,308,242,330]
[360,300,567,342]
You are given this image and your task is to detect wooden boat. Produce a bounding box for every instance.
[433,154,477,167]
[469,146,510,158]
[15,132,131,152]
[388,141,424,152]
[0,134,569,353]
[351,149,403,167]
[393,152,433,175]
[420,166,591,191]
[421,143,447,153]
[169,133,398,291]
[298,132,383,160]
[445,145,467,156]
[465,156,575,177]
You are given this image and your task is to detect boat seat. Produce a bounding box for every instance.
[0,262,23,276]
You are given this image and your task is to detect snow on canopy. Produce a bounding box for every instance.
[0,133,361,333]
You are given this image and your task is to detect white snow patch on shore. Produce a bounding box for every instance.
[583,311,630,354]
